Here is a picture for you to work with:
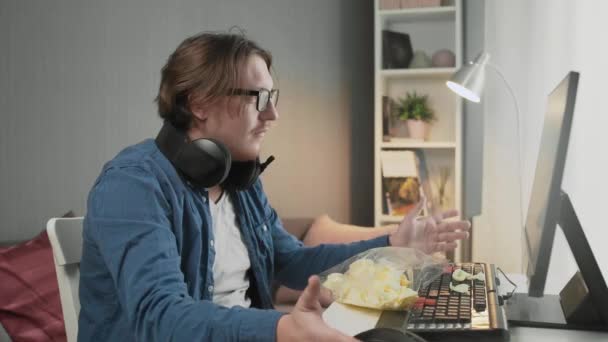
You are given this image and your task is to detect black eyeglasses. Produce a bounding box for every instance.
[232,88,279,112]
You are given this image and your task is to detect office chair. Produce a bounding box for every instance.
[47,217,84,342]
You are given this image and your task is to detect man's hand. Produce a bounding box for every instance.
[389,199,471,254]
[276,276,358,342]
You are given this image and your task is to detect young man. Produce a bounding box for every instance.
[78,31,470,342]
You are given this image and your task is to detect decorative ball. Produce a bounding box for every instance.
[431,49,456,67]
[409,50,432,69]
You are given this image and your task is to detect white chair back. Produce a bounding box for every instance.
[47,217,84,342]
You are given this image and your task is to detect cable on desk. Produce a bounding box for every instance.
[496,267,517,300]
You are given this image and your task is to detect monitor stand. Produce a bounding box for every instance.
[506,293,567,328]
[506,191,608,331]
[506,293,607,331]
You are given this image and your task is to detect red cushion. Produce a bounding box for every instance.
[0,230,67,342]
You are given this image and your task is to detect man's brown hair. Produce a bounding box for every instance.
[156,31,272,130]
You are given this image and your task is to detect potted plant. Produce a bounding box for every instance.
[396,92,436,140]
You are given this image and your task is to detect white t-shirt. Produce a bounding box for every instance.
[209,191,252,308]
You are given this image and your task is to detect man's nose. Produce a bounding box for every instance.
[261,101,278,121]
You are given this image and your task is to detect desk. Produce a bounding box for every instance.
[323,304,608,341]
[510,326,607,341]
[506,273,608,341]
[322,273,608,341]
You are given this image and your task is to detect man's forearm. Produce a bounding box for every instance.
[302,214,397,246]
[274,235,390,290]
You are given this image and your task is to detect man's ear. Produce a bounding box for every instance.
[189,100,209,122]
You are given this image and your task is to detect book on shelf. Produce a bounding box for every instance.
[384,137,429,144]
[379,0,401,10]
[380,150,421,217]
[382,96,393,142]
[413,149,442,218]
[380,150,442,218]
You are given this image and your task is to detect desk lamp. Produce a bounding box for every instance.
[446,52,525,267]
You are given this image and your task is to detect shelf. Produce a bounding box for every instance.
[374,1,463,260]
[381,139,456,149]
[379,215,404,224]
[381,67,456,79]
[379,6,456,24]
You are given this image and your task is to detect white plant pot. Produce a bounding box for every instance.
[406,119,430,140]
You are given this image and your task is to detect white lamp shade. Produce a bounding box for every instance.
[446,52,490,103]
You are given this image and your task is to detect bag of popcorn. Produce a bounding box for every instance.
[319,247,446,311]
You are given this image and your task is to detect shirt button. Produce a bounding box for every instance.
[202,196,207,203]
[208,285,214,293]
[262,224,268,232]
[210,239,215,248]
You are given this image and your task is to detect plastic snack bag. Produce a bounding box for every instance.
[320,247,447,311]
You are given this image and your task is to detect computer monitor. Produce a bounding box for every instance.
[524,71,579,296]
[506,71,608,330]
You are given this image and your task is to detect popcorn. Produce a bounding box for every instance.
[452,269,486,282]
[452,269,469,282]
[323,273,346,293]
[322,258,418,310]
[449,282,470,294]
[471,272,486,282]
[347,259,376,279]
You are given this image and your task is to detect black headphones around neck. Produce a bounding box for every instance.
[155,121,275,191]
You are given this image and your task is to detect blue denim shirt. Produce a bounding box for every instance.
[78,139,389,342]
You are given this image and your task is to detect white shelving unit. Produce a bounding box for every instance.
[374,0,464,260]
[380,67,456,79]
[379,6,457,23]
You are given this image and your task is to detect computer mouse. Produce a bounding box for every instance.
[354,328,427,342]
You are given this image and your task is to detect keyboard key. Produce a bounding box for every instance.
[407,263,494,333]
[474,302,487,312]
[425,298,437,306]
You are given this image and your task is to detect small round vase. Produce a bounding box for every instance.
[407,120,430,140]
[409,50,432,69]
[431,49,456,67]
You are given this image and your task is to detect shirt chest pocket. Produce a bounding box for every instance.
[251,219,273,260]
[253,220,272,248]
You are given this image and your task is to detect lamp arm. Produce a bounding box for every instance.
[485,62,526,257]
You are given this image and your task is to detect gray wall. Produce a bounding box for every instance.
[462,0,485,219]
[456,0,484,261]
[0,0,374,243]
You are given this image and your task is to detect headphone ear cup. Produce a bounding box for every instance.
[175,139,232,188]
[156,119,233,189]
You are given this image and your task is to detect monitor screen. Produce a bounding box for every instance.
[524,71,579,297]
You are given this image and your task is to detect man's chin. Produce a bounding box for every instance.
[231,149,260,162]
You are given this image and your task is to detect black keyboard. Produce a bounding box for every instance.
[375,263,509,341]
